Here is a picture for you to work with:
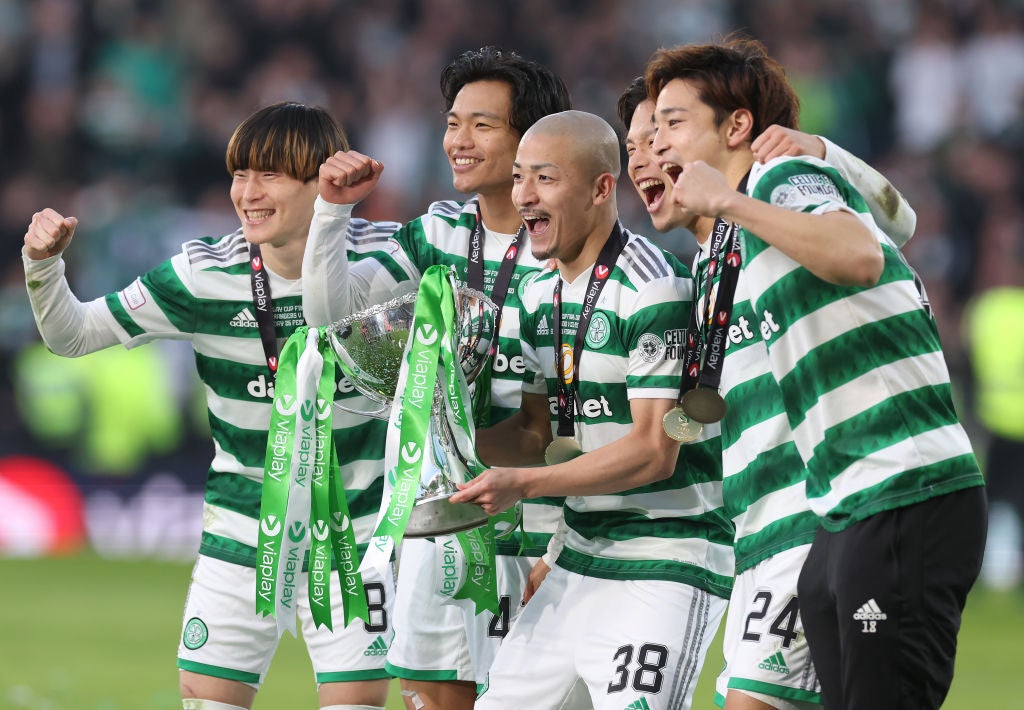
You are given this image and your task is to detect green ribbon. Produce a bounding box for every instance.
[258,327,368,636]
[360,266,452,577]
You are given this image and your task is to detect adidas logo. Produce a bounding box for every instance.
[363,635,389,656]
[623,698,651,710]
[853,598,887,622]
[230,308,258,327]
[537,314,551,334]
[758,651,790,675]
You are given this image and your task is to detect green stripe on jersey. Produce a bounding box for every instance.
[741,156,983,529]
[521,228,733,590]
[101,229,388,567]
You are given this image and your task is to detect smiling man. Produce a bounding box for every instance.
[617,74,920,710]
[22,102,395,710]
[645,38,987,710]
[451,110,733,710]
[301,46,572,710]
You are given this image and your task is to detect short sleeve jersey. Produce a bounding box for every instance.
[739,156,984,531]
[519,226,734,598]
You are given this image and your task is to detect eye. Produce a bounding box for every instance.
[511,172,523,182]
[625,145,636,157]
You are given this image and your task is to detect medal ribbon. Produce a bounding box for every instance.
[672,173,749,407]
[249,243,281,377]
[553,223,626,438]
[466,204,525,428]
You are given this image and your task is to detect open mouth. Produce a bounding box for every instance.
[661,162,683,183]
[522,215,550,236]
[637,178,666,212]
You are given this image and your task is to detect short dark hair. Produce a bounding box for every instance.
[225,102,348,182]
[645,36,800,139]
[440,46,571,137]
[616,76,647,133]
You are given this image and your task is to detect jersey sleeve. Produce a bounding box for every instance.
[23,250,127,356]
[623,273,691,401]
[303,196,417,325]
[819,137,916,247]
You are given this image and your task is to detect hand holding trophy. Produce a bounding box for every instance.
[325,266,516,539]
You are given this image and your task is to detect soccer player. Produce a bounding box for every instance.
[449,109,733,710]
[618,76,918,710]
[646,38,987,709]
[23,102,395,710]
[302,47,571,710]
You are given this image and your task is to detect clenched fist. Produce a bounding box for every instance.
[319,150,384,206]
[24,208,78,260]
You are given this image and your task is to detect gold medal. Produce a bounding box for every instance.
[545,437,584,465]
[681,387,727,424]
[662,406,704,443]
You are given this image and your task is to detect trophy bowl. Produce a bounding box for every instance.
[325,277,520,539]
[325,293,417,419]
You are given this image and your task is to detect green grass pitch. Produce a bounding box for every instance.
[1,552,1019,708]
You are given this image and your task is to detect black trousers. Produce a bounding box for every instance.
[798,486,987,709]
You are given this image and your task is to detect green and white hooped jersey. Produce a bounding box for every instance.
[104,229,387,567]
[342,197,562,557]
[699,258,818,575]
[739,156,984,531]
[519,227,734,599]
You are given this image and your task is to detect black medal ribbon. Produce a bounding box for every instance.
[674,172,749,424]
[249,242,281,379]
[553,222,626,438]
[467,204,525,347]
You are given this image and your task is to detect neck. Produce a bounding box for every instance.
[558,215,618,283]
[477,192,524,234]
[254,238,305,280]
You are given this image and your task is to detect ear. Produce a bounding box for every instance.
[592,173,616,205]
[725,109,754,148]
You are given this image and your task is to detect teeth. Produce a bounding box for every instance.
[247,209,273,220]
[638,178,664,190]
[454,157,481,166]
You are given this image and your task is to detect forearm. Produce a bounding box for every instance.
[23,251,122,356]
[821,137,916,247]
[303,197,357,325]
[520,425,678,499]
[720,192,883,286]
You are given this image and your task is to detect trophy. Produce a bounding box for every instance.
[325,279,515,538]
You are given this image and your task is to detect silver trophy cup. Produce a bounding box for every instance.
[326,281,516,538]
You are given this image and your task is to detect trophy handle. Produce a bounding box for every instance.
[331,399,391,420]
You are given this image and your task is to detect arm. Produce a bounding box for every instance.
[672,161,883,287]
[752,126,917,247]
[451,396,680,514]
[23,209,123,356]
[303,151,411,325]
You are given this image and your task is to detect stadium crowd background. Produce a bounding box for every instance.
[0,0,1022,584]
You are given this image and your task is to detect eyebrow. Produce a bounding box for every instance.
[657,106,689,118]
[445,110,505,121]
[512,160,559,171]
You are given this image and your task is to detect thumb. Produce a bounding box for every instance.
[62,217,79,236]
[371,159,384,177]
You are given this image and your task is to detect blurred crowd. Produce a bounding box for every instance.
[1,0,1023,569]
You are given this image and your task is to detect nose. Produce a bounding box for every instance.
[243,175,265,201]
[513,177,537,208]
[651,126,668,157]
[449,123,473,152]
